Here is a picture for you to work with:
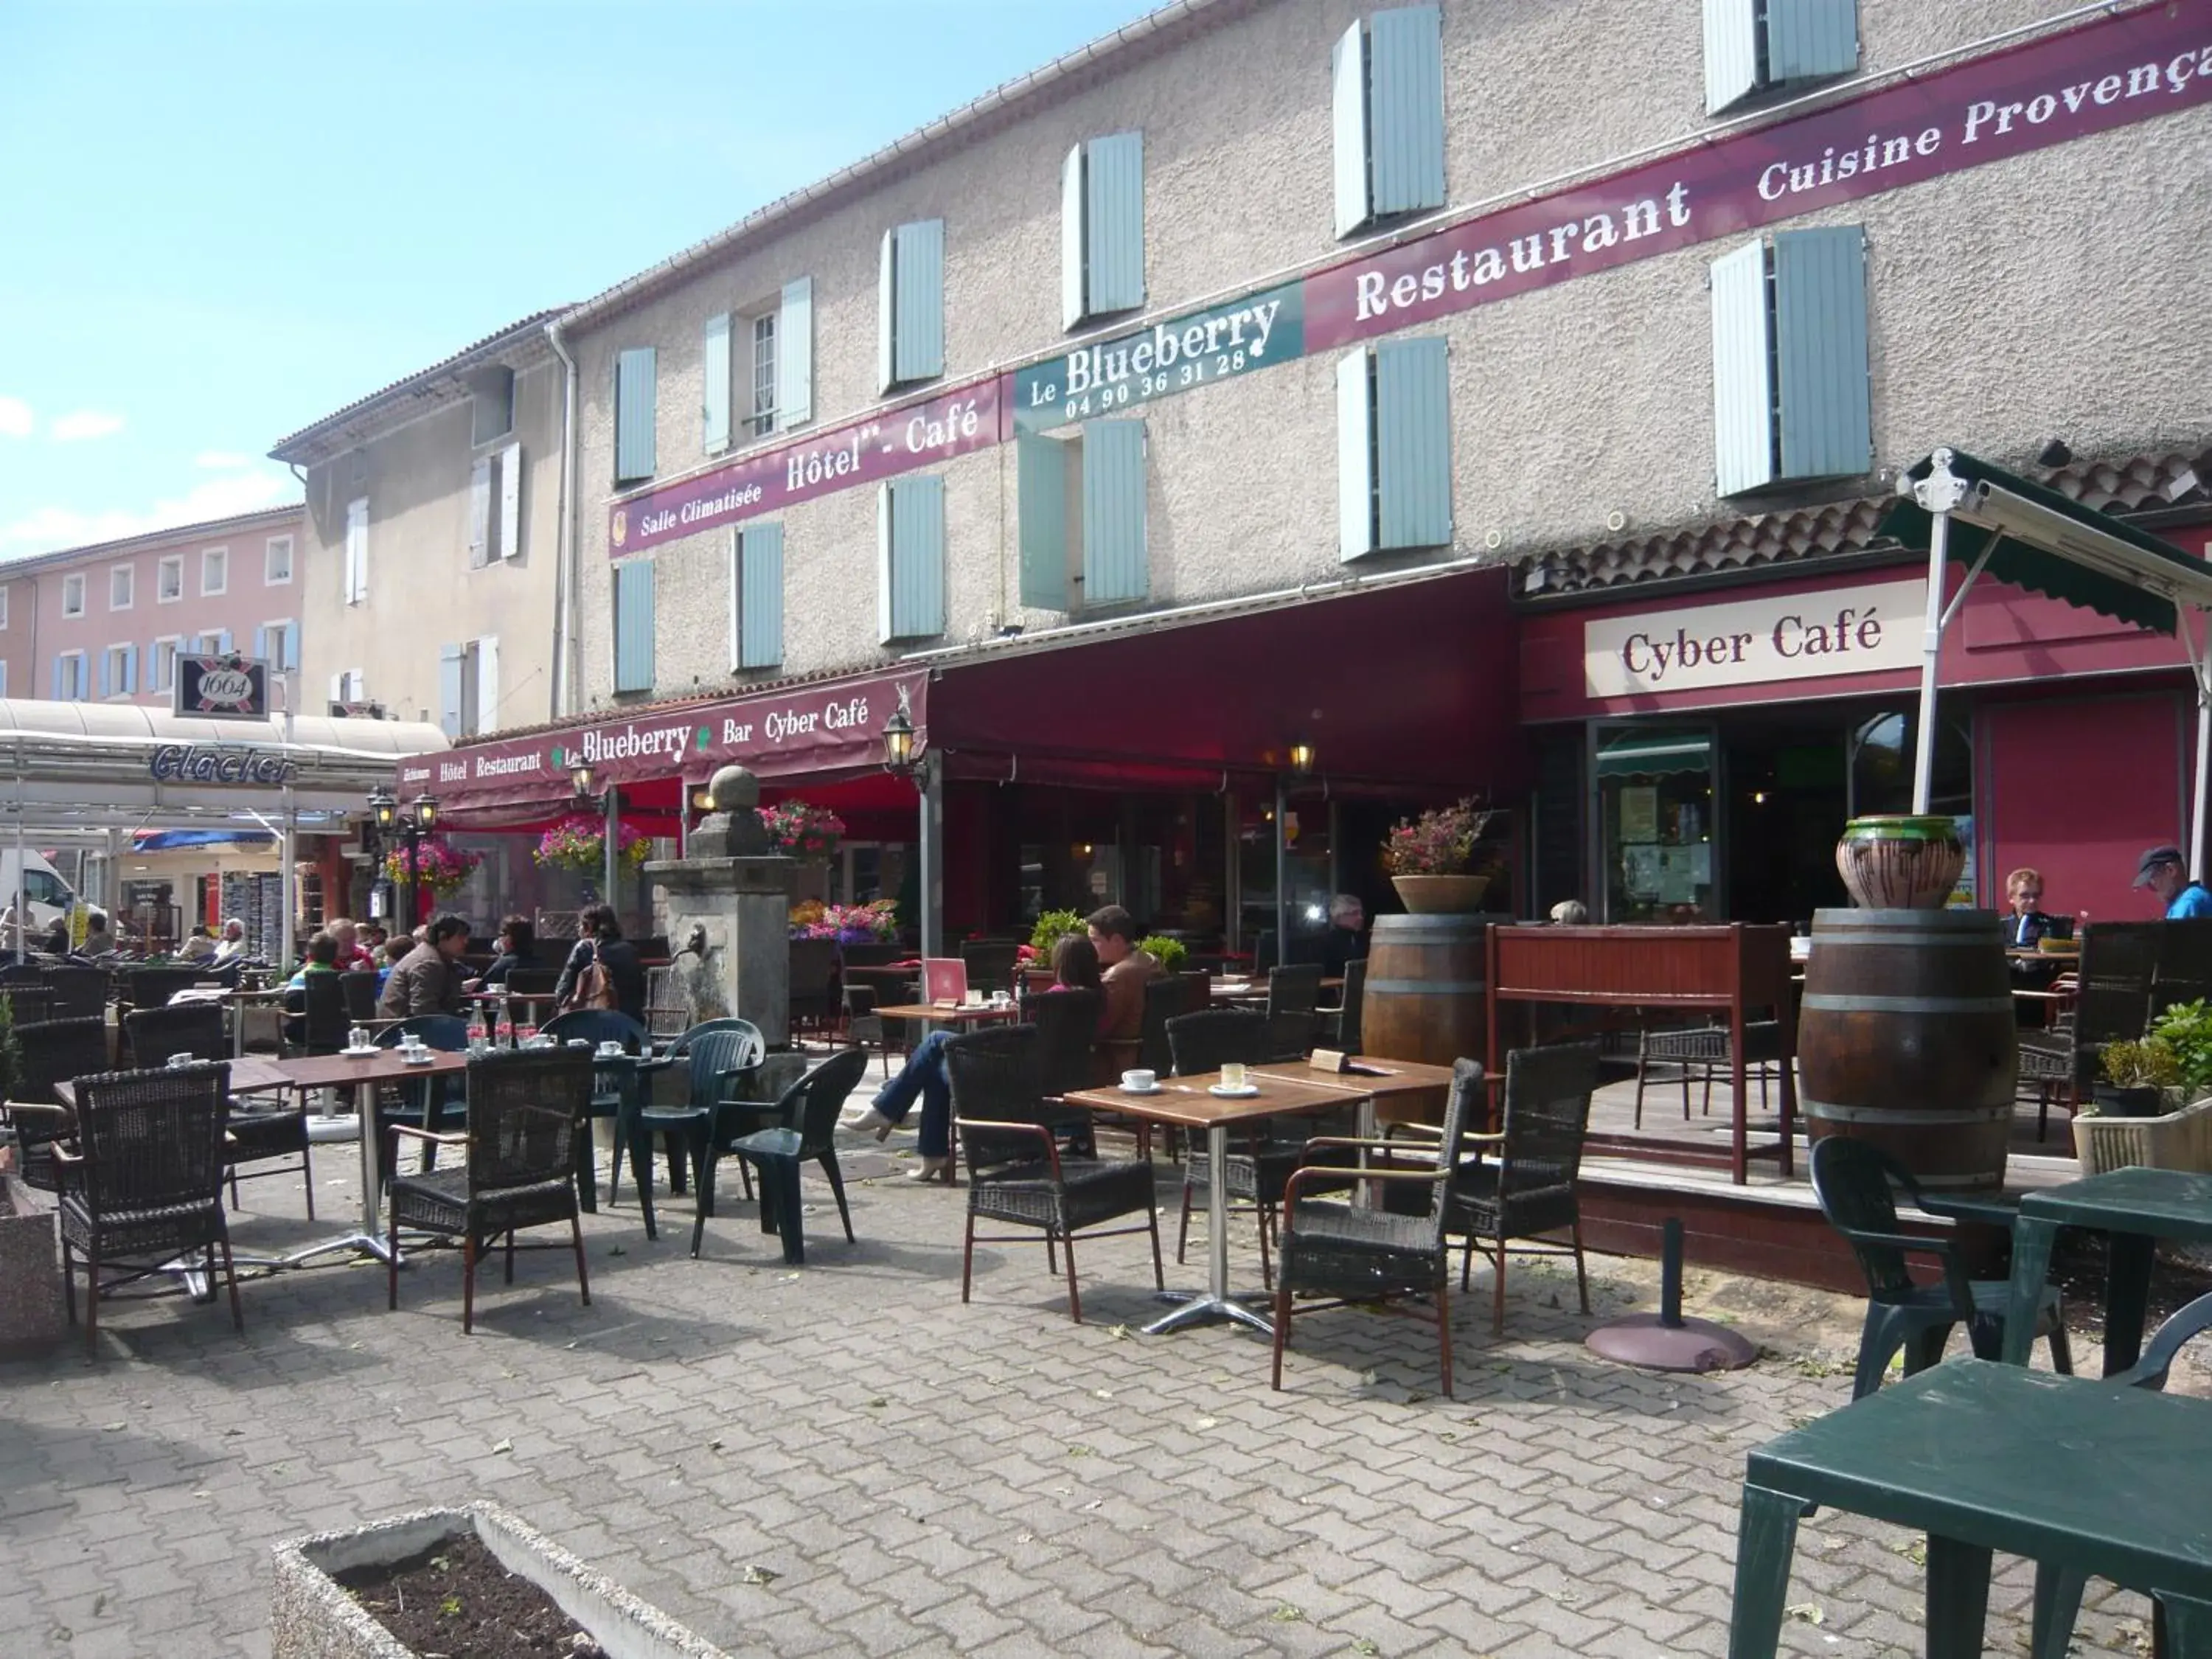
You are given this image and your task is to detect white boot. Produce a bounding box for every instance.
[844,1107,897,1141]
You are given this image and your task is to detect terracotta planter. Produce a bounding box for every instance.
[2073,1096,2212,1176]
[1390,874,1492,915]
[1834,815,1965,910]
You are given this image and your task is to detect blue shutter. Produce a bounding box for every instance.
[1331,20,1370,237]
[1368,7,1444,219]
[217,630,233,654]
[1375,336,1452,550]
[122,646,137,695]
[737,524,784,669]
[1773,226,1871,483]
[97,651,112,699]
[439,644,465,738]
[1083,133,1144,318]
[615,347,657,484]
[613,560,655,692]
[1770,0,1859,84]
[888,219,945,387]
[1016,433,1070,611]
[1081,420,1147,605]
[1709,238,1775,497]
[1060,145,1086,330]
[1703,0,1759,114]
[702,313,731,453]
[1337,349,1376,560]
[253,626,269,662]
[777,278,813,428]
[284,622,299,670]
[879,476,945,643]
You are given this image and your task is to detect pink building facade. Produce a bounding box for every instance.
[0,505,307,707]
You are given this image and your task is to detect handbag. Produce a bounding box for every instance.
[562,941,619,1013]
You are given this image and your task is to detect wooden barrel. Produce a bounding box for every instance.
[1363,914,1498,1069]
[1798,907,2016,1192]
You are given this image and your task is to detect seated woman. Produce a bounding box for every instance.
[2004,866,2063,1006]
[848,934,1102,1183]
[472,914,535,990]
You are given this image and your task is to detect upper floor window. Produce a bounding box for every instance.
[1017,420,1150,611]
[703,283,813,453]
[1332,6,1446,238]
[109,564,133,611]
[1709,225,1872,496]
[1061,133,1145,329]
[1338,335,1453,558]
[0,584,10,630]
[157,554,183,602]
[614,348,657,487]
[265,535,293,585]
[880,220,946,391]
[52,650,86,700]
[61,574,85,617]
[201,546,229,597]
[1704,0,1860,116]
[470,365,515,445]
[467,447,524,568]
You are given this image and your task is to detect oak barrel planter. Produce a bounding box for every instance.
[1363,914,1506,1068]
[1798,907,2015,1192]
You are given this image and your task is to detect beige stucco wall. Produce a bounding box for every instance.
[297,355,564,730]
[567,0,2208,710]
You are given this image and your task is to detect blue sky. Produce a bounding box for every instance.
[0,0,1158,560]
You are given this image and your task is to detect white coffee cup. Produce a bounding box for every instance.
[1220,1062,1248,1090]
[597,1040,623,1057]
[1121,1069,1155,1091]
[167,1051,195,1069]
[964,990,984,1006]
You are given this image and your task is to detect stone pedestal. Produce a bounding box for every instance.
[644,765,796,1048]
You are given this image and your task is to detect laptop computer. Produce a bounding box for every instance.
[921,957,969,1006]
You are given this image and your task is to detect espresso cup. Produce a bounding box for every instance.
[167,1052,195,1069]
[1121,1069,1155,1091]
[1220,1062,1248,1090]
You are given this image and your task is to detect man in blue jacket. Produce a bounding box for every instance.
[2135,845,2212,918]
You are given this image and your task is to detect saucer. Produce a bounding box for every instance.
[1118,1083,1164,1096]
[401,1052,437,1066]
[341,1046,378,1058]
[1207,1084,1261,1099]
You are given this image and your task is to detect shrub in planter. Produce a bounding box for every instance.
[1137,936,1189,975]
[2091,1037,2180,1119]
[2150,998,2212,1098]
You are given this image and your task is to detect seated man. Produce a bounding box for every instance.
[78,911,118,958]
[211,917,250,965]
[2135,845,2212,919]
[377,914,471,1019]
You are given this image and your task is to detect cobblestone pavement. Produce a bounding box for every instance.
[0,1099,2166,1658]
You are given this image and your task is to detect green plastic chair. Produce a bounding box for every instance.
[622,1022,766,1241]
[699,1048,867,1261]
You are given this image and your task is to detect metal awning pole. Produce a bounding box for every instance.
[279,675,297,970]
[1909,509,1951,816]
[602,785,619,919]
[13,792,24,964]
[1273,777,1288,970]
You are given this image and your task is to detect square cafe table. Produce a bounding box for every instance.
[874,1001,1020,1027]
[1253,1056,1458,1136]
[1062,1070,1369,1336]
[265,1049,471,1267]
[1728,1360,2212,1658]
[2000,1167,2212,1373]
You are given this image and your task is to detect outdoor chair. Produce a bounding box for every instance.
[1264,964,1322,1062]
[7,1016,112,1192]
[0,984,54,1027]
[286,973,349,1058]
[1030,987,1104,1097]
[0,961,46,986]
[842,981,889,1073]
[1808,1135,2071,1399]
[1272,1057,1478,1398]
[946,1023,1162,1324]
[787,939,838,1036]
[122,1000,225,1069]
[386,1046,594,1335]
[623,1020,765,1228]
[1631,1020,1785,1128]
[642,965,689,1043]
[44,964,110,1021]
[121,966,206,1015]
[1315,957,1366,1055]
[540,1009,650,1211]
[501,968,560,1034]
[372,1017,470,1186]
[704,1047,869,1262]
[339,970,380,1022]
[55,1062,241,1356]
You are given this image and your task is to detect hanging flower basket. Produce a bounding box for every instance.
[789,900,898,943]
[380,836,481,899]
[533,814,653,876]
[760,801,846,863]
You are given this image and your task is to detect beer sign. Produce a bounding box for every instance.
[175,655,270,720]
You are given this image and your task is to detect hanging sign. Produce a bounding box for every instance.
[175,655,270,720]
[150,745,299,786]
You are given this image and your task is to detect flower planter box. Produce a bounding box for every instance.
[271,1501,730,1659]
[0,1172,66,1357]
[2073,1095,2212,1177]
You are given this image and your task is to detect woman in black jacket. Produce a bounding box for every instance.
[479,915,535,987]
[553,905,647,1025]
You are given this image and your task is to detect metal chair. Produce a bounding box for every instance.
[1631,1021,1784,1128]
[7,1017,111,1192]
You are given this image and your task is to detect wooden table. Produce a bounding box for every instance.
[2001,1168,2212,1374]
[1062,1070,1369,1336]
[268,1049,470,1267]
[874,1002,1020,1027]
[1729,1360,2212,1658]
[53,1054,294,1110]
[1253,1056,1458,1135]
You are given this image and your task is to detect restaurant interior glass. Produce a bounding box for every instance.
[1595,724,1719,924]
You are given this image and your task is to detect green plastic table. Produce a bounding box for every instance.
[1730,1360,2212,1658]
[2000,1169,2212,1373]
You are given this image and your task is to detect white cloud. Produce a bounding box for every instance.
[50,410,125,442]
[0,469,298,560]
[192,450,254,469]
[0,397,31,439]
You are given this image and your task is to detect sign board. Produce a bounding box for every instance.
[174,655,270,720]
[149,744,299,786]
[1583,580,1926,698]
[1012,280,1304,433]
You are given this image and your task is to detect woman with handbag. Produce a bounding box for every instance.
[554,904,647,1024]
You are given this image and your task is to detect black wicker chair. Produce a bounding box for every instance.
[0,984,55,1028]
[121,1001,226,1070]
[787,939,838,1036]
[1317,957,1366,1056]
[8,1016,112,1192]
[122,966,208,1015]
[1030,988,1102,1098]
[386,1046,594,1335]
[55,1062,241,1355]
[540,1009,651,1211]
[287,973,350,1057]
[1264,964,1322,1062]
[339,970,381,1022]
[44,965,110,1021]
[1272,1057,1479,1397]
[946,1023,1162,1324]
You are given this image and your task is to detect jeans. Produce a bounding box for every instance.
[873,1028,955,1158]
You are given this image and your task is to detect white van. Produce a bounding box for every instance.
[0,850,79,933]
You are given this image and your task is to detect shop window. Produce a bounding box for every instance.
[613,560,655,693]
[614,347,657,486]
[1062,131,1144,328]
[1338,335,1452,558]
[878,475,945,643]
[1710,225,1871,498]
[880,219,945,390]
[1332,4,1445,237]
[1017,419,1147,610]
[1705,0,1859,116]
[1596,725,1719,923]
[733,523,784,669]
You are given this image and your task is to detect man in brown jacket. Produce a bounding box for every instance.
[377,914,472,1019]
[1087,905,1159,1042]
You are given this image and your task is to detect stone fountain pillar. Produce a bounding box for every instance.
[644,765,794,1047]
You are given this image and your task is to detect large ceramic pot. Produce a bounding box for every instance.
[1390,874,1492,915]
[1834,815,1965,910]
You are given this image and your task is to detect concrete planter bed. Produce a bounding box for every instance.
[0,1172,66,1357]
[271,1501,730,1659]
[2073,1095,2212,1177]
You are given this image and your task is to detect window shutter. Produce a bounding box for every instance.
[702,312,731,453]
[98,651,112,699]
[1331,20,1371,237]
[1375,335,1453,550]
[254,626,269,661]
[776,278,813,429]
[329,671,345,706]
[475,635,499,733]
[877,230,898,394]
[217,629,232,654]
[1770,0,1858,84]
[737,524,785,669]
[1081,419,1147,605]
[50,659,61,700]
[1060,144,1087,330]
[880,476,945,643]
[347,669,365,702]
[122,645,137,695]
[1084,132,1144,318]
[1773,226,1871,483]
[1336,348,1377,560]
[613,560,655,693]
[467,455,493,568]
[1015,433,1070,611]
[439,644,465,739]
[345,498,369,603]
[1703,0,1760,114]
[498,443,523,559]
[615,347,657,484]
[885,219,946,389]
[283,622,299,671]
[1368,7,1445,219]
[1709,238,1775,497]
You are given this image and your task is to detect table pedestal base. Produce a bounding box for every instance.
[285,1231,401,1268]
[1144,1290,1273,1337]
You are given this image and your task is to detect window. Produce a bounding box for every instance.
[328,669,366,713]
[201,546,228,596]
[344,498,369,604]
[613,560,655,692]
[0,661,8,697]
[1337,335,1453,557]
[1017,420,1148,610]
[467,445,524,568]
[52,650,87,700]
[703,312,733,453]
[108,564,133,611]
[1705,0,1859,116]
[265,535,293,585]
[726,280,812,442]
[100,643,138,698]
[732,523,785,669]
[0,584,9,630]
[614,347,657,486]
[61,574,84,618]
[470,365,515,445]
[877,475,946,643]
[150,636,179,695]
[438,636,499,738]
[1061,132,1145,328]
[157,554,183,602]
[879,220,945,390]
[194,629,232,655]
[1332,6,1446,238]
[1709,225,1871,497]
[749,312,776,437]
[254,621,299,672]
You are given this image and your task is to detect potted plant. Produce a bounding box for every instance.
[2075,1033,2212,1175]
[1383,799,1500,914]
[2092,1037,2179,1119]
[1137,935,1189,975]
[2150,998,2212,1099]
[1021,908,1085,989]
[1834,815,1966,910]
[759,801,845,864]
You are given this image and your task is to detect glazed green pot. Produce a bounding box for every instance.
[1834,815,1965,910]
